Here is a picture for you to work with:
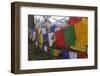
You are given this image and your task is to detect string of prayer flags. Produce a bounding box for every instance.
[30,16,88,59]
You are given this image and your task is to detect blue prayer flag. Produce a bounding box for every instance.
[62,50,69,59]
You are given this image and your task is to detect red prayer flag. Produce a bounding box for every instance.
[77,52,88,58]
[68,17,82,25]
[54,30,66,49]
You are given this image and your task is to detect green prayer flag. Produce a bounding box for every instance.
[50,48,54,56]
[64,26,76,46]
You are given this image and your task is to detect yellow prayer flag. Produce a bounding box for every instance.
[75,17,88,44]
[71,17,88,52]
[40,32,43,44]
[54,49,59,57]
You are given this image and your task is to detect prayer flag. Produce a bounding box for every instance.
[77,52,88,58]
[54,30,66,49]
[48,32,54,47]
[43,46,48,52]
[62,50,69,59]
[50,48,54,56]
[54,49,59,57]
[69,51,77,59]
[68,17,82,25]
[64,26,76,46]
[71,17,88,52]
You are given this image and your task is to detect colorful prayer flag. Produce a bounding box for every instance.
[64,26,76,46]
[68,17,82,25]
[77,52,88,58]
[48,32,54,47]
[50,48,54,56]
[50,25,56,32]
[71,17,88,52]
[47,47,50,55]
[54,30,66,48]
[69,51,77,59]
[40,32,43,44]
[62,50,69,59]
[43,34,48,42]
[54,49,59,57]
[42,28,46,34]
[43,46,48,52]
